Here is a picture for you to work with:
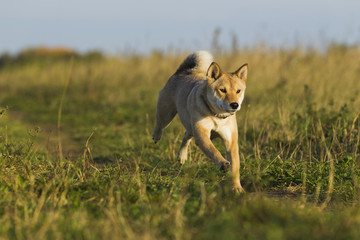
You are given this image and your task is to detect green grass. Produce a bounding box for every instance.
[0,45,360,239]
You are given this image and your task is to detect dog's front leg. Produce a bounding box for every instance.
[193,123,231,170]
[223,129,244,193]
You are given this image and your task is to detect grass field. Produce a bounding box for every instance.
[0,45,360,239]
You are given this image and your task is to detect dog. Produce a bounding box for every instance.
[152,51,248,192]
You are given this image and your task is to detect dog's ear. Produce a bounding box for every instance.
[234,64,248,82]
[206,62,222,82]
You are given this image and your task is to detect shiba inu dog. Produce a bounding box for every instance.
[152,51,248,192]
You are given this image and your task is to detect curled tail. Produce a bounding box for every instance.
[175,51,214,79]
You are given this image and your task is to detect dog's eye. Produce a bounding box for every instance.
[236,90,241,94]
[220,88,227,93]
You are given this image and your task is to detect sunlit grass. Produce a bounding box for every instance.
[0,44,360,239]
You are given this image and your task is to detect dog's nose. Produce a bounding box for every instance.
[230,102,239,110]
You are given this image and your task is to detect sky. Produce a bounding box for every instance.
[1,0,360,54]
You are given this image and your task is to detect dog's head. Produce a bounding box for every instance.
[205,62,248,116]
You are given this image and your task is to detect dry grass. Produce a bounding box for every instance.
[0,44,360,239]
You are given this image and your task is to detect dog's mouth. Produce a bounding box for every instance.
[218,106,238,115]
[228,107,239,113]
[228,110,237,115]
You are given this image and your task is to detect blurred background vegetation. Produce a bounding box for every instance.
[0,47,104,69]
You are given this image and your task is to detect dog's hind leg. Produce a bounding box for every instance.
[177,131,192,164]
[152,92,177,143]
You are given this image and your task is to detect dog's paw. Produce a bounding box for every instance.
[179,160,186,165]
[152,133,161,144]
[232,184,245,194]
[152,131,162,144]
[220,161,231,171]
[177,152,187,165]
[178,157,186,165]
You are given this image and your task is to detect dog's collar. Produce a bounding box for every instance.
[201,95,229,119]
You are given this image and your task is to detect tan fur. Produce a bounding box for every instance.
[153,51,248,192]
